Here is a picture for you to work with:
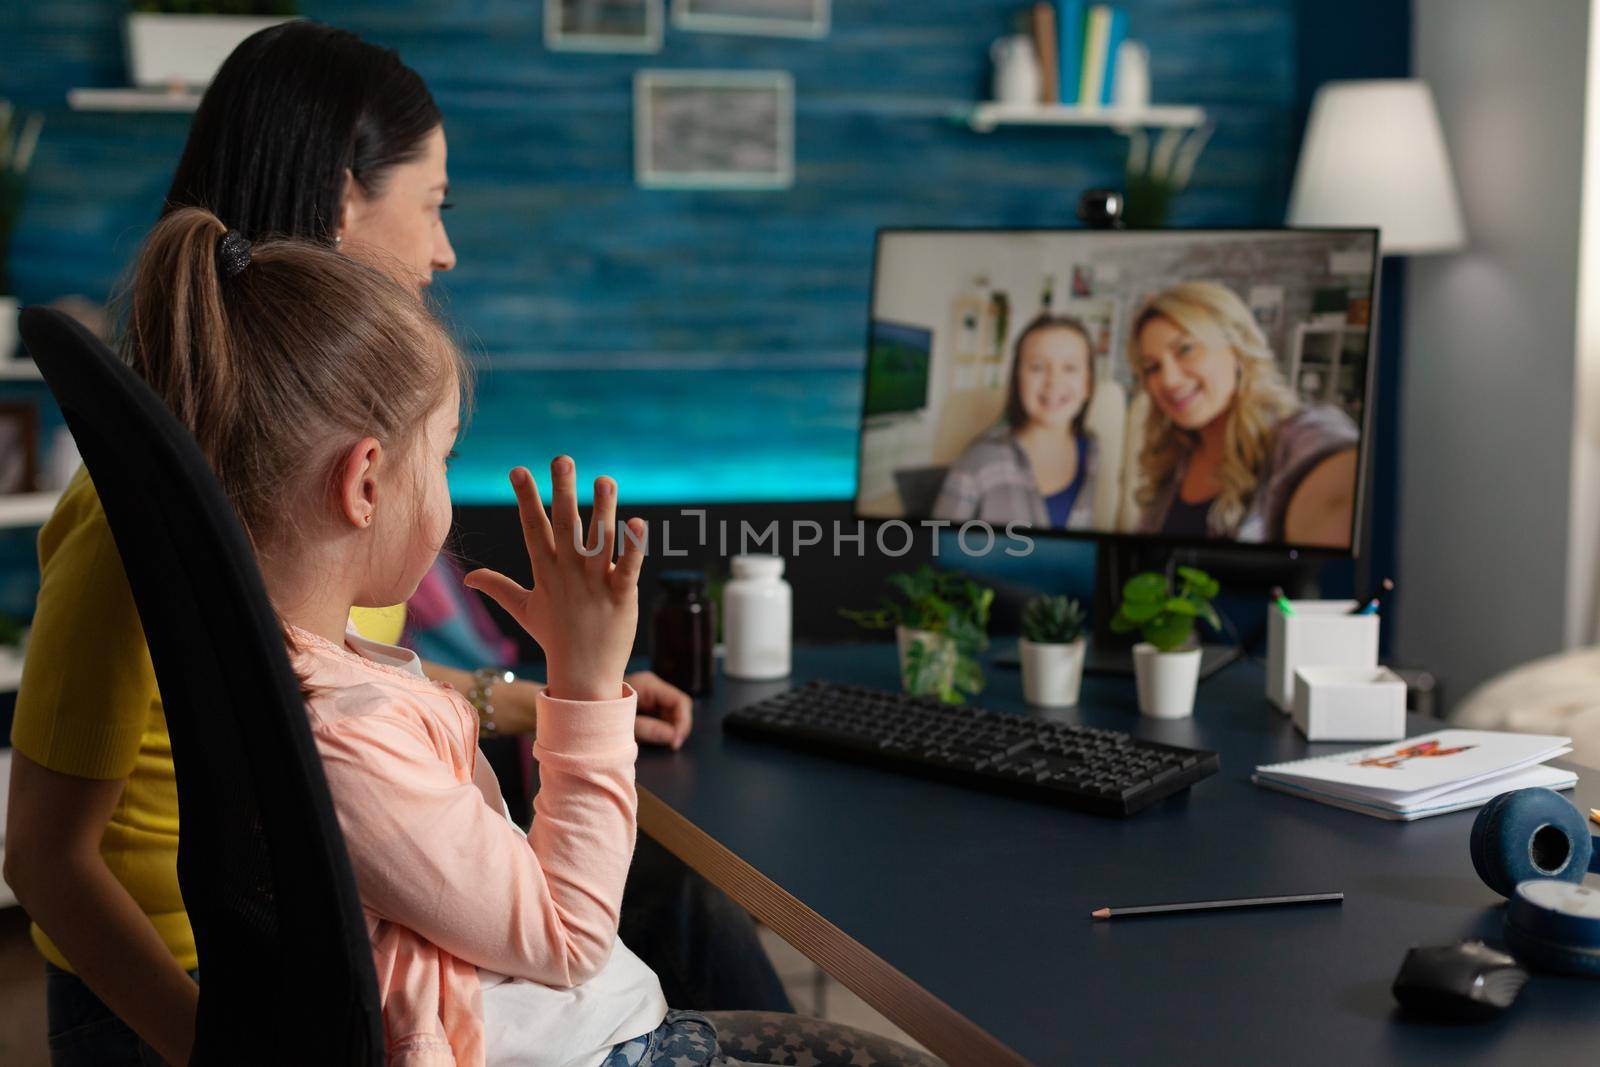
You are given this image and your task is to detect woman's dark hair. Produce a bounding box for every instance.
[164,21,441,242]
[1003,314,1097,438]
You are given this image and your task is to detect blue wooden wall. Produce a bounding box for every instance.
[1,0,1297,506]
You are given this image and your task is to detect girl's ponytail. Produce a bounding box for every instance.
[119,206,466,558]
[124,207,240,454]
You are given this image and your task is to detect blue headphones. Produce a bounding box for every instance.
[1469,788,1600,976]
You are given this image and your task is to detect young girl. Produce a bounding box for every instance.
[122,208,938,1067]
[933,315,1099,529]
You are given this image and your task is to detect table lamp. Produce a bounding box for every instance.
[1287,79,1466,254]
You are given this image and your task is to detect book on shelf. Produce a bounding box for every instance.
[1099,6,1128,105]
[1055,0,1084,105]
[1078,6,1112,108]
[1031,3,1060,105]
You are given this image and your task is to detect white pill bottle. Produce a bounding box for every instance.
[722,555,792,680]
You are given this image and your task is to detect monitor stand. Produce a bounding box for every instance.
[1082,636,1239,680]
[1083,541,1238,681]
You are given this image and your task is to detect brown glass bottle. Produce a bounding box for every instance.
[650,570,716,696]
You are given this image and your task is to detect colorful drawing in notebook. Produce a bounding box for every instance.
[1056,0,1085,105]
[1079,5,1113,108]
[1099,7,1128,105]
[1032,3,1059,104]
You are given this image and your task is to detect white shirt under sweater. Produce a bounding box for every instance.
[345,629,668,1067]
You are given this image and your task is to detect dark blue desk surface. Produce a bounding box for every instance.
[635,645,1600,1066]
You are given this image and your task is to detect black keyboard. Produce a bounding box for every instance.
[723,681,1220,816]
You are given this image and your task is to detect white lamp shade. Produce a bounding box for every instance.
[1287,79,1466,255]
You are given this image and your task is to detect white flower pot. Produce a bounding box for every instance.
[1132,642,1201,719]
[0,296,17,363]
[1019,637,1086,707]
[125,13,295,88]
[895,626,957,698]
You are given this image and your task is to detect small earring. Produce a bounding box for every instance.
[362,514,371,525]
[334,234,344,247]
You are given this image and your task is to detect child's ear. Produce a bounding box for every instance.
[335,437,383,530]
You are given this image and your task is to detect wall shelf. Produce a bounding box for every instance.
[962,102,1206,133]
[0,491,62,529]
[0,359,42,381]
[68,87,202,112]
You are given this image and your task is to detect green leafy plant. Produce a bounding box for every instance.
[132,2,299,13]
[842,565,993,703]
[1109,566,1220,652]
[0,101,44,296]
[1122,124,1213,228]
[1021,595,1086,645]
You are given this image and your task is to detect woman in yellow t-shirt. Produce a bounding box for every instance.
[2,23,748,1066]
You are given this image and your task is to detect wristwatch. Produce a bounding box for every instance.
[468,668,516,737]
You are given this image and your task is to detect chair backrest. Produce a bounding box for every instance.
[19,307,383,1065]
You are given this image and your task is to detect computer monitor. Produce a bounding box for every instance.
[855,227,1380,558]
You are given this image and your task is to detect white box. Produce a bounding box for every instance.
[1266,599,1379,711]
[125,14,294,88]
[1292,665,1407,742]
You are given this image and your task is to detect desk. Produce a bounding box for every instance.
[634,645,1600,1066]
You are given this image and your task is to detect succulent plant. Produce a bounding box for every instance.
[1021,595,1086,645]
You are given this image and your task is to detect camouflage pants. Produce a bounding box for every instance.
[602,1009,943,1067]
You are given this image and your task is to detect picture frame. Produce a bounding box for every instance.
[0,401,38,494]
[545,0,664,54]
[672,0,829,39]
[634,70,795,190]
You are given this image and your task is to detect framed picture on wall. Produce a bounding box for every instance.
[546,0,664,53]
[634,70,795,190]
[0,402,38,494]
[672,0,829,39]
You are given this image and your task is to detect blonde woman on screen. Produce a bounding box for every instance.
[1126,281,1359,546]
[933,315,1099,529]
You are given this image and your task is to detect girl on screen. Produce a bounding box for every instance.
[933,315,1099,529]
[1126,281,1359,546]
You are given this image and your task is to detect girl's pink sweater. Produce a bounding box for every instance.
[291,627,640,1066]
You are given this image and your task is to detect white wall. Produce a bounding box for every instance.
[1399,0,1592,704]
[1570,0,1600,646]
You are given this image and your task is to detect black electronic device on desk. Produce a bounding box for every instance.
[722,681,1219,816]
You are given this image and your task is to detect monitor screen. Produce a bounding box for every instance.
[863,320,934,417]
[855,228,1380,554]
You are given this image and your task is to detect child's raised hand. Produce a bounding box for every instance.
[464,457,646,702]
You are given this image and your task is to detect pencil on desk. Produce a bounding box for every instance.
[1591,808,1600,828]
[1090,892,1343,920]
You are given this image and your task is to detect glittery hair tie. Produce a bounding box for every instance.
[216,229,253,279]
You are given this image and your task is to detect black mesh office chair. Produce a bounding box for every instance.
[18,307,384,1064]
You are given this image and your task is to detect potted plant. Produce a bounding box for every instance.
[0,102,42,364]
[1122,124,1213,228]
[1110,566,1220,719]
[1019,595,1088,707]
[842,565,993,703]
[125,1,299,89]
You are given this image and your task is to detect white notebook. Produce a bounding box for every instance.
[1254,763,1578,820]
[1253,729,1574,818]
